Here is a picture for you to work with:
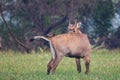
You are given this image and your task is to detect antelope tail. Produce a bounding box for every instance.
[30,36,56,59]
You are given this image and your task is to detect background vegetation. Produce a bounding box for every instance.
[0,0,120,51]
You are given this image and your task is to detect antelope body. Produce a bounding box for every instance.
[31,31,91,74]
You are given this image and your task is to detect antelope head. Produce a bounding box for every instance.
[67,20,82,33]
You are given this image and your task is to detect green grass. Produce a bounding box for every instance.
[0,49,120,80]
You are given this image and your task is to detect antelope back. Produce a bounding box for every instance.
[50,33,91,57]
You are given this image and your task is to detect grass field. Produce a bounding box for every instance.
[0,49,120,80]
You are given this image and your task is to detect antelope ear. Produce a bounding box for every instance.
[68,20,72,28]
[74,19,77,25]
[76,22,81,28]
[74,19,77,27]
[68,24,72,28]
[68,20,72,26]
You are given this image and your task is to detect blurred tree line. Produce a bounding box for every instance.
[0,0,120,51]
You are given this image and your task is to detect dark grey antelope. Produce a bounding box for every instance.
[30,26,91,75]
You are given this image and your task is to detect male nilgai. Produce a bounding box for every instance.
[30,32,91,75]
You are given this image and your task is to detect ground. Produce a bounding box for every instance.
[0,49,120,80]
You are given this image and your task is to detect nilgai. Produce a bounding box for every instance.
[30,23,91,75]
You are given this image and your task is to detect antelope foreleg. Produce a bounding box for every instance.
[84,55,90,74]
[75,58,81,73]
